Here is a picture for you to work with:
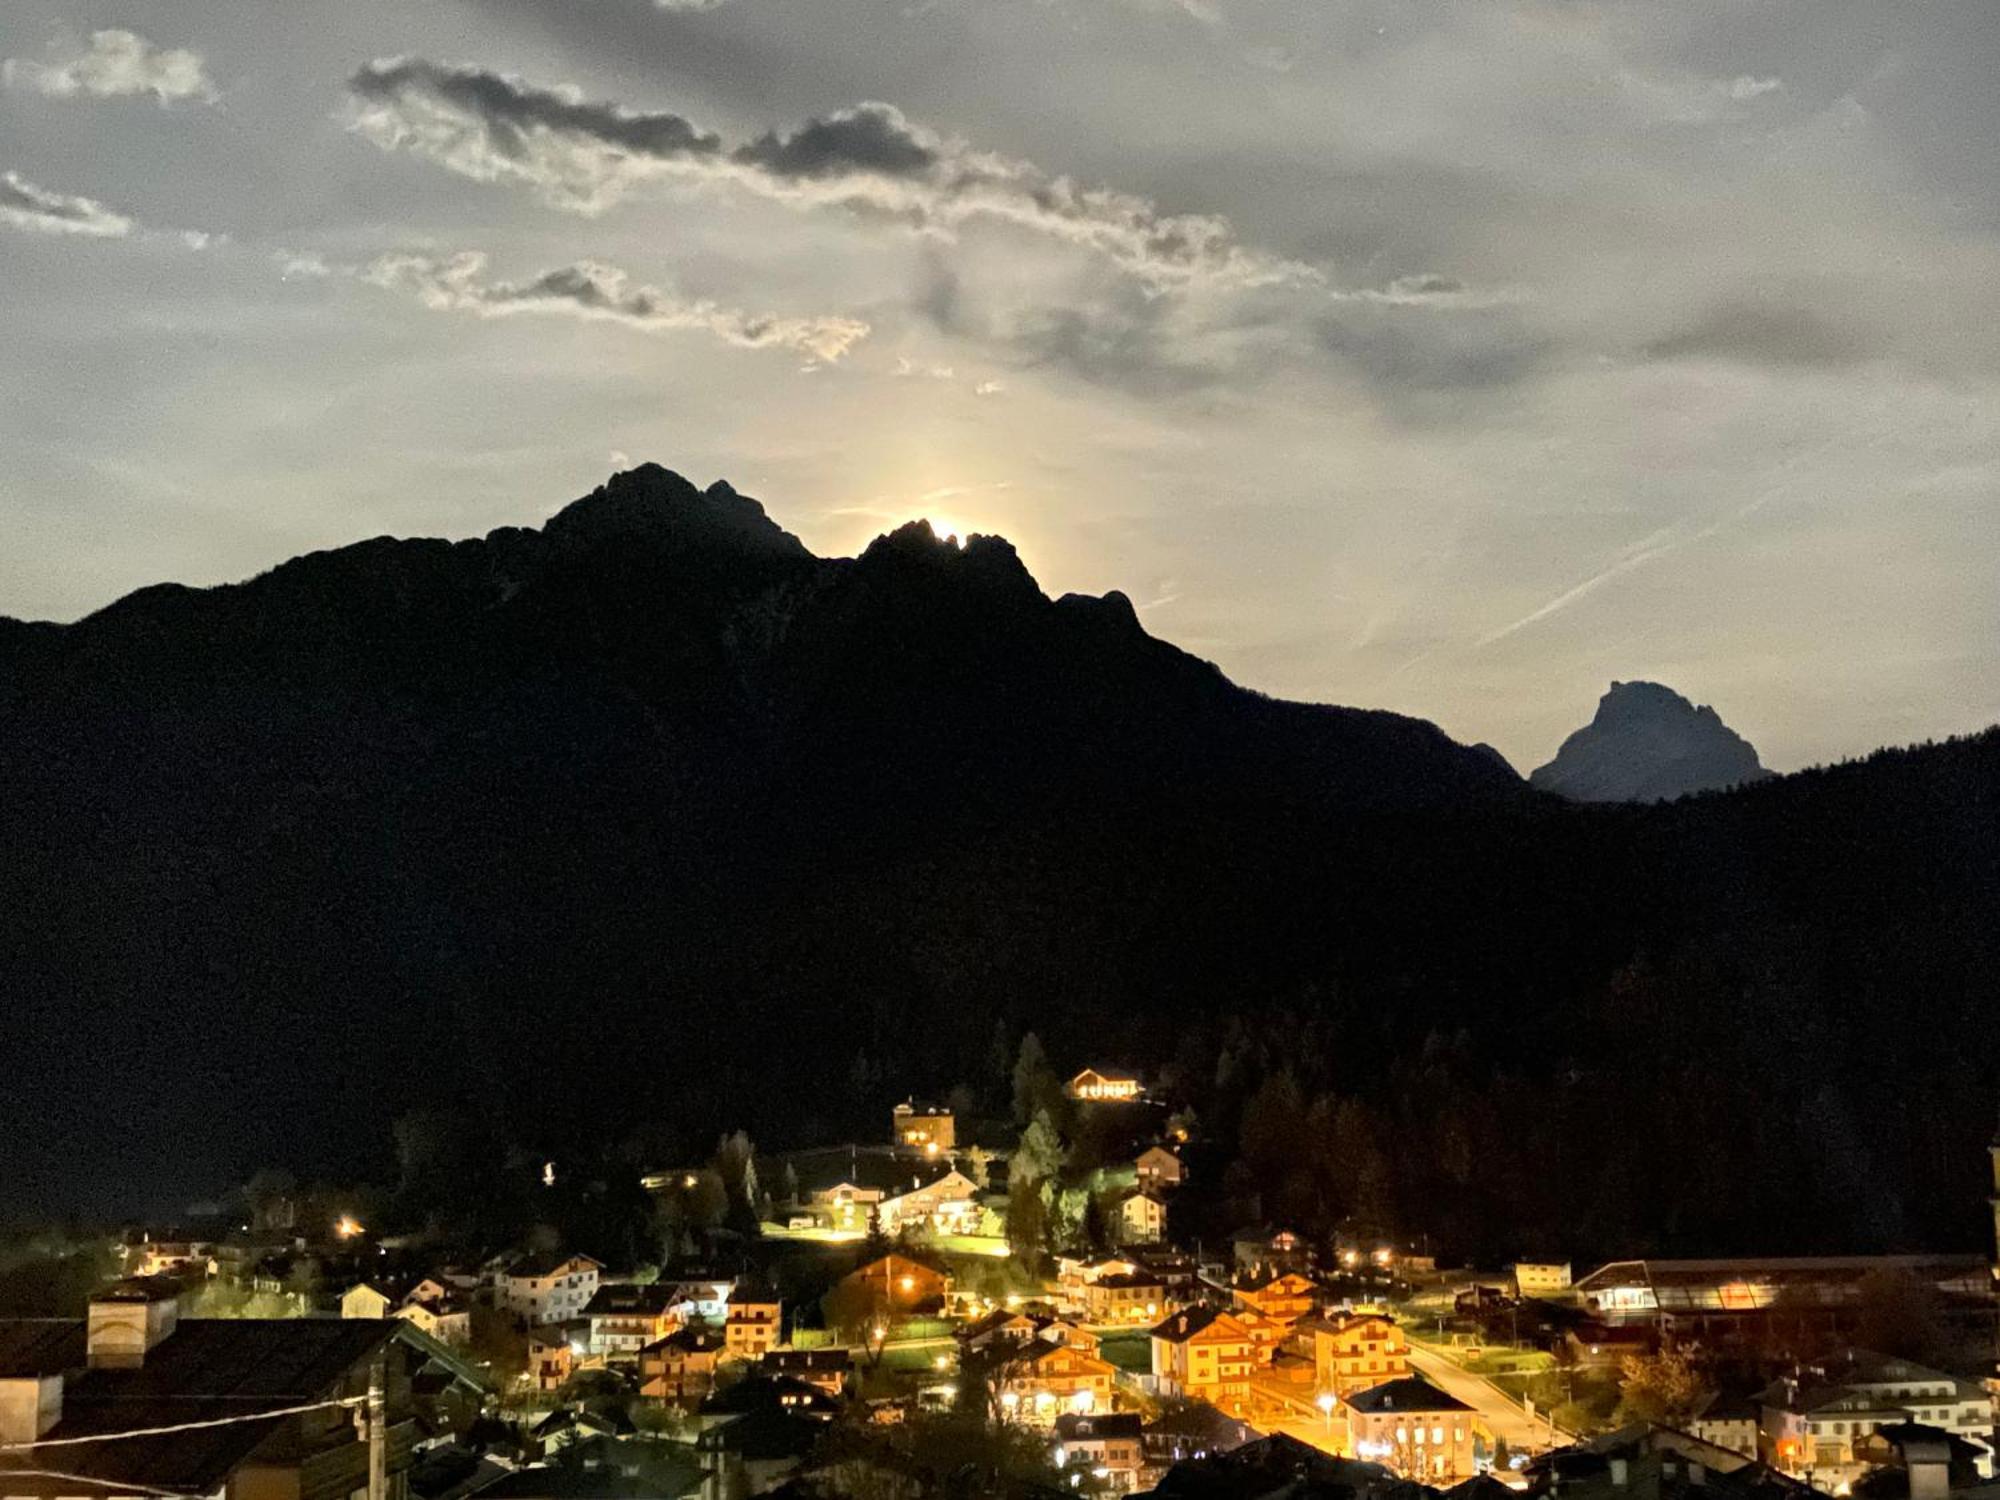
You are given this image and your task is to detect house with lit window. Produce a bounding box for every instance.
[1117,1192,1168,1247]
[1054,1412,1146,1493]
[726,1282,782,1360]
[495,1252,602,1326]
[528,1327,577,1392]
[830,1252,953,1327]
[396,1292,471,1347]
[1135,1147,1185,1193]
[892,1100,956,1155]
[1082,1271,1173,1326]
[996,1339,1118,1424]
[1757,1353,1996,1487]
[1339,1375,1475,1481]
[1311,1313,1409,1395]
[1067,1067,1143,1102]
[1151,1305,1259,1413]
[762,1346,854,1399]
[1513,1261,1573,1299]
[639,1326,729,1406]
[1232,1269,1319,1328]
[877,1169,981,1236]
[584,1282,682,1361]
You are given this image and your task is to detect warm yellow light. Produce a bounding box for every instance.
[335,1216,364,1239]
[899,1276,915,1291]
[921,516,968,546]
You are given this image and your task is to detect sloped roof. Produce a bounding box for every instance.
[0,1317,405,1494]
[1151,1305,1251,1344]
[1343,1375,1473,1414]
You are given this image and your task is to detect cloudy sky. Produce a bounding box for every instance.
[3,0,1996,771]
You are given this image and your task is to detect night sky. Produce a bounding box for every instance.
[4,0,1998,772]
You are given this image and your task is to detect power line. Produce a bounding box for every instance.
[0,1465,200,1498]
[0,1397,364,1455]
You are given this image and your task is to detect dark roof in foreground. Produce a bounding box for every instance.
[0,1317,406,1495]
[1343,1375,1474,1414]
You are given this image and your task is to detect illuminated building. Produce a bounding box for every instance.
[1758,1353,1995,1487]
[1339,1375,1475,1481]
[1310,1312,1410,1395]
[1081,1271,1173,1325]
[1066,1067,1143,1102]
[1572,1256,1993,1342]
[1151,1305,1259,1412]
[726,1281,783,1360]
[892,1099,956,1154]
[494,1252,602,1326]
[1231,1269,1320,1328]
[1512,1260,1573,1298]
[1117,1191,1168,1246]
[996,1340,1118,1424]
[1054,1412,1145,1493]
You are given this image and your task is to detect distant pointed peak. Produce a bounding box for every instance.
[1531,679,1769,803]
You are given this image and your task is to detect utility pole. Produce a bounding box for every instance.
[367,1351,387,1500]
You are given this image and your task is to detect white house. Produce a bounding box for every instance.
[494,1253,602,1325]
[878,1170,981,1236]
[1118,1192,1167,1246]
[397,1296,471,1346]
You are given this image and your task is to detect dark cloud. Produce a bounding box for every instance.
[361,249,869,360]
[0,170,132,236]
[346,57,1315,285]
[1644,302,1875,368]
[733,103,938,181]
[348,57,722,211]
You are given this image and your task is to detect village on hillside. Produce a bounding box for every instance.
[6,1062,2000,1500]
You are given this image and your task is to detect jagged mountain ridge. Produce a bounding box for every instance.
[1531,680,1771,803]
[0,464,1520,1208]
[2,464,1996,1261]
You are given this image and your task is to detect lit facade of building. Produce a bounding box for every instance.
[1067,1068,1143,1102]
[892,1101,956,1154]
[1151,1306,1258,1412]
[1339,1376,1475,1482]
[1312,1313,1409,1395]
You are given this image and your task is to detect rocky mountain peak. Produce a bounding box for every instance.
[1530,680,1771,803]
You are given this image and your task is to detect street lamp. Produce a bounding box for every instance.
[1317,1393,1337,1434]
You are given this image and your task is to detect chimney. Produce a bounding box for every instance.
[0,1374,63,1445]
[87,1278,182,1369]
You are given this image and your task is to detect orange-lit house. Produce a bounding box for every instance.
[1232,1270,1319,1328]
[1151,1306,1259,1412]
[1311,1313,1409,1395]
[639,1326,728,1406]
[726,1282,783,1360]
[996,1340,1118,1424]
[892,1100,956,1154]
[1082,1271,1174,1326]
[1067,1067,1143,1102]
[1339,1376,1474,1481]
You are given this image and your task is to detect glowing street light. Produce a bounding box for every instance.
[334,1216,364,1239]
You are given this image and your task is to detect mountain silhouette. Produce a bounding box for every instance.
[1,464,1995,1262]
[1531,680,1771,802]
